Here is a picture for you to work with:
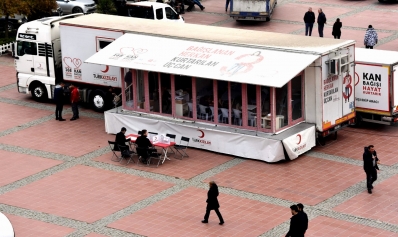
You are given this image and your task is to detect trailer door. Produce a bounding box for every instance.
[393,65,398,112]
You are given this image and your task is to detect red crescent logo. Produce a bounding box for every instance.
[101,65,109,73]
[197,129,205,138]
[296,134,302,145]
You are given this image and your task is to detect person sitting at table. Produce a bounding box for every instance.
[135,129,158,163]
[115,127,131,158]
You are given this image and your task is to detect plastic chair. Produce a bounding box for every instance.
[166,133,176,153]
[233,109,242,126]
[198,104,209,120]
[220,108,229,124]
[187,102,193,117]
[248,112,256,127]
[174,136,190,159]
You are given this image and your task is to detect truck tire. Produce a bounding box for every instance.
[91,89,106,112]
[266,17,270,22]
[332,131,338,140]
[30,82,48,102]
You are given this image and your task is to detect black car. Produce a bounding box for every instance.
[0,15,27,31]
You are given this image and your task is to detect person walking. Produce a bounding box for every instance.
[54,82,66,121]
[297,203,308,235]
[70,84,80,121]
[225,0,230,12]
[202,181,224,225]
[364,25,378,49]
[332,18,342,39]
[286,205,305,237]
[317,8,327,37]
[363,145,380,194]
[192,0,205,10]
[303,7,316,36]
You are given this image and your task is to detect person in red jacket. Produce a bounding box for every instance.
[70,84,80,121]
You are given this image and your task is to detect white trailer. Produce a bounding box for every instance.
[354,48,398,125]
[229,0,277,21]
[14,14,123,111]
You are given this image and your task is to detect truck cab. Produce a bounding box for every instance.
[14,15,81,101]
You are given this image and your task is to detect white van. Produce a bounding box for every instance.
[125,2,185,23]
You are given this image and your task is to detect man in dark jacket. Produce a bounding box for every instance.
[303,7,315,36]
[115,127,134,158]
[297,203,308,234]
[286,205,305,237]
[363,145,380,194]
[317,8,327,37]
[54,82,65,121]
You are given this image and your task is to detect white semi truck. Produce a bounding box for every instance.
[354,48,398,125]
[14,14,123,112]
[229,0,277,21]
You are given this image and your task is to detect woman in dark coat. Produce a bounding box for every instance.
[202,181,224,225]
[332,18,342,39]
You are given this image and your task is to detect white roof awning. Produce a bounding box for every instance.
[85,33,319,88]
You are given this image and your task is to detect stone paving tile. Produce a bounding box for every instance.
[0,102,53,132]
[0,64,16,87]
[341,10,398,31]
[305,216,398,237]
[320,27,391,46]
[0,117,114,157]
[205,156,364,205]
[0,86,36,101]
[183,12,230,25]
[313,126,398,165]
[198,0,230,14]
[378,37,398,50]
[0,165,174,223]
[374,1,398,9]
[333,174,398,226]
[94,148,233,180]
[108,187,287,237]
[272,3,352,22]
[219,21,304,34]
[85,233,109,237]
[0,150,62,186]
[5,213,75,237]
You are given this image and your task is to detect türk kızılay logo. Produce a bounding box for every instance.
[292,134,306,152]
[192,129,211,145]
[93,65,118,82]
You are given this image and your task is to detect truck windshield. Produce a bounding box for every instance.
[127,6,155,20]
[17,41,37,56]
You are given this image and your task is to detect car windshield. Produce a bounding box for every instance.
[127,6,154,20]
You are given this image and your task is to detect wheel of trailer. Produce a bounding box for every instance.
[91,89,106,112]
[317,136,325,146]
[72,7,84,13]
[266,17,270,22]
[30,82,48,102]
[333,131,338,140]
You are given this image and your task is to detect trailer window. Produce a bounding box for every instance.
[156,8,163,20]
[291,75,303,120]
[99,41,112,50]
[165,7,178,20]
[275,84,288,129]
[17,41,37,56]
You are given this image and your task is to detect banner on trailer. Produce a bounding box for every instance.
[355,64,389,112]
[321,47,355,131]
[105,111,286,162]
[282,126,316,159]
[85,33,319,88]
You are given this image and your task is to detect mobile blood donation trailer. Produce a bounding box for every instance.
[355,48,398,125]
[58,14,356,162]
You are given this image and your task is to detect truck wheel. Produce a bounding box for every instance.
[317,136,326,146]
[30,82,48,102]
[266,17,270,22]
[91,89,106,112]
[333,131,338,140]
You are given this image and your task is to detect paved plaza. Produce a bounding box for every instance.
[1,0,398,236]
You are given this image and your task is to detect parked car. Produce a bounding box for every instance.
[125,1,184,23]
[56,0,97,14]
[0,15,27,31]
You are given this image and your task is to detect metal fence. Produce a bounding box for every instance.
[0,42,14,55]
